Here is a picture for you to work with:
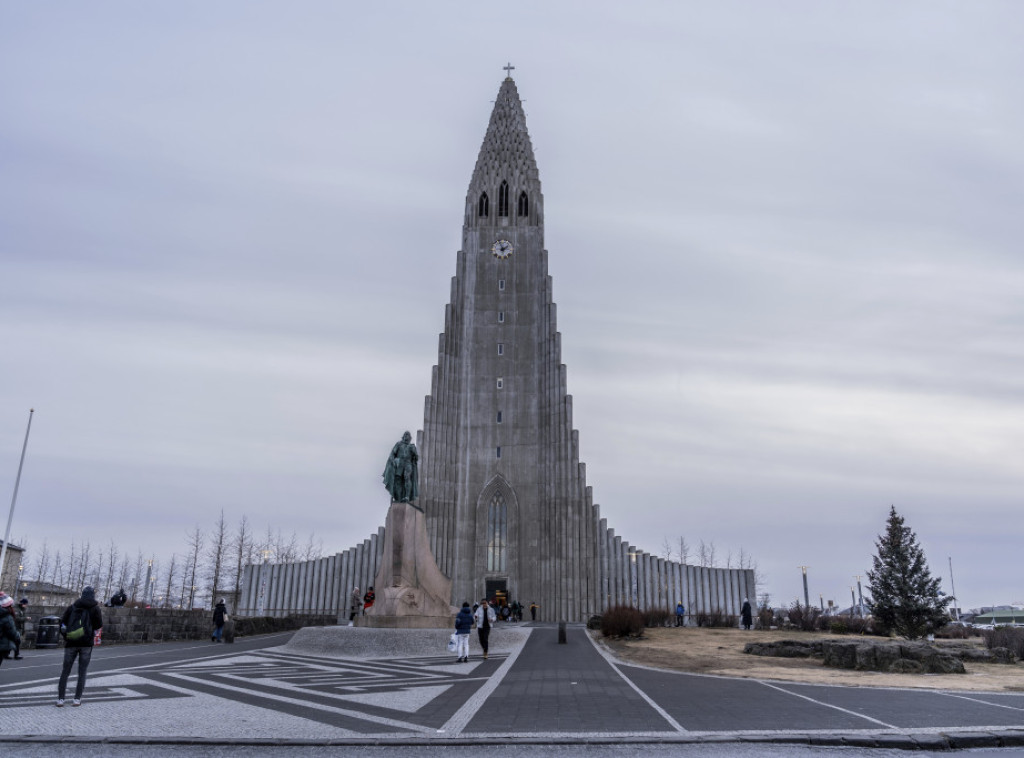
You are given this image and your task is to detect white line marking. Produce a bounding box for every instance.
[439,629,532,735]
[586,628,688,733]
[756,680,896,728]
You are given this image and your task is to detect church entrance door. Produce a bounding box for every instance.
[485,579,507,608]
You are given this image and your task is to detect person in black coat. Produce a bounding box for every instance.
[109,588,127,607]
[57,586,104,706]
[212,599,228,642]
[741,598,753,630]
[0,595,21,668]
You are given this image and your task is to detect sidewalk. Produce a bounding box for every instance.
[3,623,1024,749]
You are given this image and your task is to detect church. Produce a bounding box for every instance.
[239,73,754,623]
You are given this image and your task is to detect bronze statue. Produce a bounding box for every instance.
[383,431,419,503]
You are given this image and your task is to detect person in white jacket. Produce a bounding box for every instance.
[473,598,497,659]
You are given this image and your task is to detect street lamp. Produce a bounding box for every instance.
[799,566,810,609]
[854,575,865,618]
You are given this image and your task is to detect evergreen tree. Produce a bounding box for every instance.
[866,506,951,639]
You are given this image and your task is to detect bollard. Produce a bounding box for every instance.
[558,620,567,644]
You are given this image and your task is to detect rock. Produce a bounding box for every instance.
[890,659,925,674]
[743,640,821,658]
[822,641,860,669]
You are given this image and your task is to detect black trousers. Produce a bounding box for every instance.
[58,646,94,700]
[477,627,490,653]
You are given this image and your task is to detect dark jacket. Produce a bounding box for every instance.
[61,596,104,648]
[454,607,474,634]
[0,608,20,654]
[213,602,227,626]
[13,605,27,633]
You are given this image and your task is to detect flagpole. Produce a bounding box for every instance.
[0,409,34,590]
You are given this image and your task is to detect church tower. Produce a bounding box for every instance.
[238,73,756,626]
[418,73,599,621]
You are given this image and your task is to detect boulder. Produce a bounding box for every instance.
[743,640,822,658]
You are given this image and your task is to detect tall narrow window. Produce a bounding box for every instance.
[497,411,502,423]
[496,377,503,389]
[497,343,504,355]
[487,492,507,571]
[498,311,505,323]
[498,180,509,217]
[478,192,489,217]
[498,279,505,291]
[517,191,529,217]
[496,446,501,458]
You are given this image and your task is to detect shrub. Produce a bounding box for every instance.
[600,605,644,638]
[757,606,774,630]
[642,608,673,628]
[983,627,1024,659]
[830,620,849,635]
[787,601,822,632]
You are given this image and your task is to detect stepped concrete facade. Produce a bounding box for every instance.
[239,75,754,622]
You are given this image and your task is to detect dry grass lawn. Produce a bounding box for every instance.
[595,627,1024,692]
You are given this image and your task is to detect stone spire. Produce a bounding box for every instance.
[465,76,543,227]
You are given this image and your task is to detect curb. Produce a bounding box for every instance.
[7,730,1024,749]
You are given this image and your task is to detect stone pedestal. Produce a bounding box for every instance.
[357,501,455,628]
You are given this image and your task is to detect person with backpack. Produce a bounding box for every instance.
[0,594,20,669]
[57,585,103,706]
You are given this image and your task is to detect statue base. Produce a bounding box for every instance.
[356,500,455,628]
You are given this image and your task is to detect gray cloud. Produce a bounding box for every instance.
[2,2,1022,610]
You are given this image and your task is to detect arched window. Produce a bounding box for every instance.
[517,191,529,217]
[478,192,489,217]
[498,181,509,217]
[487,492,507,571]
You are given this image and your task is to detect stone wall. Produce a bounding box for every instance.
[17,606,335,648]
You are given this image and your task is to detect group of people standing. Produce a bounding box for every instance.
[347,586,376,625]
[1,584,234,706]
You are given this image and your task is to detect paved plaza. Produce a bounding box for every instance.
[3,624,1024,750]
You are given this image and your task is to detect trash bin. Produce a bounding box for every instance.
[35,616,62,649]
[223,619,236,644]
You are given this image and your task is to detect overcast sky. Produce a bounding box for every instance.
[2,2,1022,611]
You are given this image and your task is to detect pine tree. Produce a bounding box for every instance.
[866,506,951,639]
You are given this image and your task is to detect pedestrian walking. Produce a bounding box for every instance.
[0,594,20,669]
[529,601,539,621]
[349,587,362,625]
[211,598,228,642]
[454,602,474,662]
[57,585,104,706]
[474,597,497,659]
[675,602,685,627]
[13,598,28,658]
[741,598,753,630]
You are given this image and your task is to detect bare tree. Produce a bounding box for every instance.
[302,532,323,561]
[127,550,146,602]
[184,526,204,609]
[206,511,229,607]
[162,553,178,608]
[231,516,254,604]
[103,540,119,602]
[32,540,51,585]
[677,536,691,565]
[661,536,674,561]
[697,540,717,568]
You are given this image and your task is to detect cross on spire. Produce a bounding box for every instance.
[503,62,515,78]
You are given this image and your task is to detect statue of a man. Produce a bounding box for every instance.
[383,431,419,503]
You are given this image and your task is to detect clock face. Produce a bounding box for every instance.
[491,239,514,259]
